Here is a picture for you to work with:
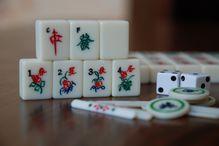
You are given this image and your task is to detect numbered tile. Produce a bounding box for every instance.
[69,20,99,60]
[100,21,129,59]
[112,59,140,97]
[19,59,52,100]
[53,60,83,98]
[83,60,112,97]
[36,20,70,60]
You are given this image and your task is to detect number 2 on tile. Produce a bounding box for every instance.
[58,69,63,75]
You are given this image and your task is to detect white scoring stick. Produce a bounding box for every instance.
[94,100,219,119]
[95,100,148,107]
[188,106,219,119]
[71,100,136,120]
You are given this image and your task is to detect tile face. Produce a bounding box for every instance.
[128,52,150,83]
[112,59,140,96]
[185,53,219,83]
[140,64,150,84]
[162,53,202,73]
[142,53,175,83]
[53,60,83,98]
[180,73,211,91]
[100,21,129,59]
[83,60,112,97]
[36,20,70,60]
[19,59,52,100]
[69,20,99,60]
[156,70,181,95]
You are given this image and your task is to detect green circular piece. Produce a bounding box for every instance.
[196,96,216,106]
[146,97,190,120]
[169,87,209,101]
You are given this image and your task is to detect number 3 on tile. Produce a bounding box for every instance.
[88,68,93,75]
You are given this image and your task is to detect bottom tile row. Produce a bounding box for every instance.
[19,59,140,100]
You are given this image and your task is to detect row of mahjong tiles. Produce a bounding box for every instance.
[131,52,219,83]
[19,59,140,100]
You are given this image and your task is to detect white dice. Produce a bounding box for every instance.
[112,59,140,96]
[83,60,112,97]
[36,20,70,60]
[156,70,181,95]
[53,60,83,98]
[69,20,99,60]
[100,21,129,59]
[180,73,211,90]
[19,59,52,100]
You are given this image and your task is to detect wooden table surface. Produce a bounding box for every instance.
[0,28,219,146]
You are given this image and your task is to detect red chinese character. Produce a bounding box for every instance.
[50,29,62,56]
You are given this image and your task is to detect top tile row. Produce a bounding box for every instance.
[36,20,129,60]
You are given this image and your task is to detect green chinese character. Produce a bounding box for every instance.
[76,33,94,51]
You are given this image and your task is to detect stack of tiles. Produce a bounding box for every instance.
[19,20,140,100]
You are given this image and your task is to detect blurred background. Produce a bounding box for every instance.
[0,0,219,53]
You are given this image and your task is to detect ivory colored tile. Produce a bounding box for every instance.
[100,21,129,59]
[161,53,202,73]
[112,59,140,96]
[19,59,52,100]
[185,53,219,83]
[83,60,112,97]
[53,60,83,98]
[36,20,70,60]
[69,20,99,60]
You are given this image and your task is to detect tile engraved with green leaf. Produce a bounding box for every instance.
[118,65,135,92]
[76,33,94,51]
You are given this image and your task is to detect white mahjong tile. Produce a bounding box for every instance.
[69,20,99,60]
[83,60,112,97]
[161,53,202,73]
[36,20,70,60]
[53,60,83,98]
[112,59,140,96]
[142,53,175,83]
[19,59,52,100]
[100,20,129,59]
[185,53,219,83]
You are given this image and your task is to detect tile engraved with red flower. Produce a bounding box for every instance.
[88,103,114,112]
[89,66,106,92]
[118,65,135,91]
[29,68,47,94]
[59,67,76,95]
